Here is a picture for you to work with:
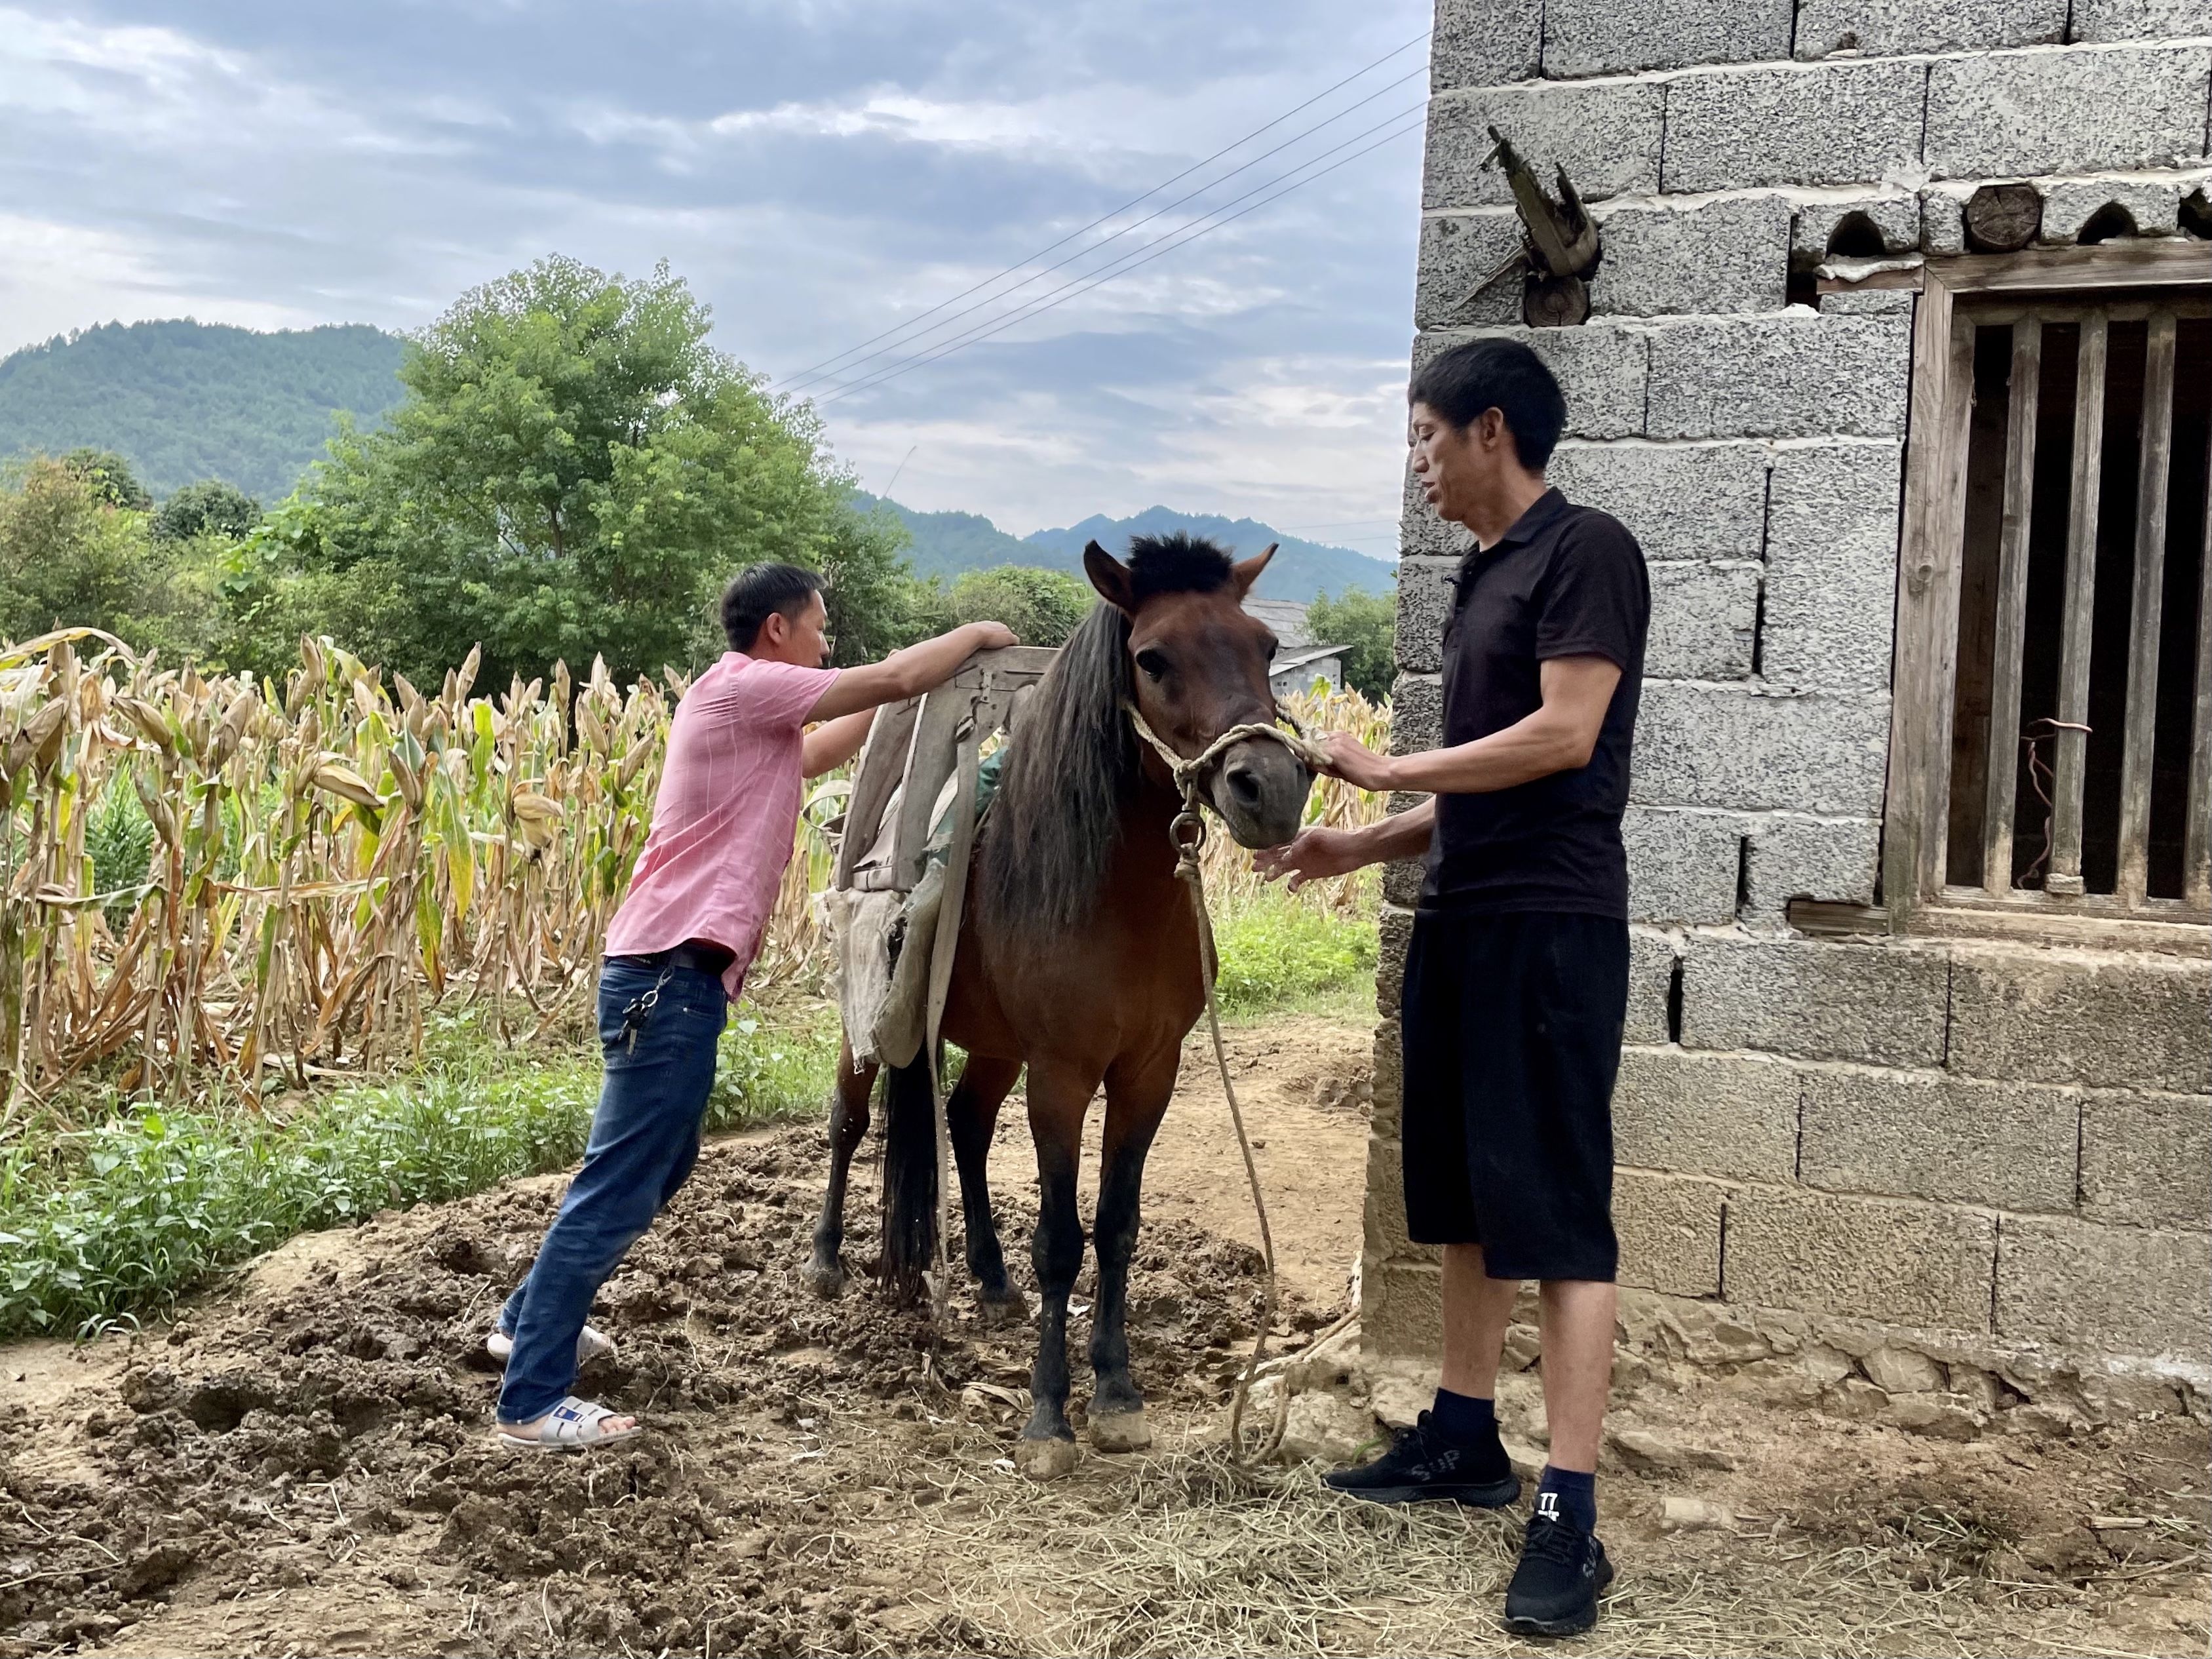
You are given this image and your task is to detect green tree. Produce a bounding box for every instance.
[152,478,262,543]
[279,254,906,688]
[943,564,1094,647]
[0,456,220,657]
[60,448,152,511]
[818,501,933,667]
[1306,585,1396,700]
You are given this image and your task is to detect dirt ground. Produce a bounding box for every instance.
[2,1012,2205,1658]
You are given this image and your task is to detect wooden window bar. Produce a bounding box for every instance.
[2045,309,2105,898]
[1879,244,2212,933]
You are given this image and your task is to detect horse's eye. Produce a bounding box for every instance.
[1135,649,1169,681]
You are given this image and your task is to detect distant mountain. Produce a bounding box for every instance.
[1024,506,1394,604]
[849,490,1038,577]
[0,319,408,500]
[854,493,1395,604]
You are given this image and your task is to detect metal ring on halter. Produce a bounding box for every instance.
[1170,808,1208,857]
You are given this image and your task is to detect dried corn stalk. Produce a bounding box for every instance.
[1,633,1387,1114]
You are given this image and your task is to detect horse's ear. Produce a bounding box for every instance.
[1229,543,1277,600]
[1082,540,1138,612]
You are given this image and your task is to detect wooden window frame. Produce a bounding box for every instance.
[1854,243,2212,944]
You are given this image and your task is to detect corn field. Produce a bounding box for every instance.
[0,629,1386,1120]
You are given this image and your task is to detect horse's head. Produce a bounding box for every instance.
[1082,534,1314,850]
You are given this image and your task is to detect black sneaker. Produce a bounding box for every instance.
[1502,1510,1614,1637]
[1320,1411,1520,1507]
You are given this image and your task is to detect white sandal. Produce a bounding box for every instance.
[494,1396,641,1453]
[486,1324,614,1364]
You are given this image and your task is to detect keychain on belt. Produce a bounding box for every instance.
[617,967,674,1051]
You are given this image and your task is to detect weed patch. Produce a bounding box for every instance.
[1209,884,1378,1018]
[0,999,838,1339]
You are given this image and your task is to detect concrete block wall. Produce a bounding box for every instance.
[1368,0,2212,1401]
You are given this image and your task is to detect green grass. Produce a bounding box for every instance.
[1209,885,1378,1021]
[0,895,1374,1344]
[0,1000,839,1340]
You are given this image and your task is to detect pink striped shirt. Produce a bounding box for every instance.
[604,653,840,999]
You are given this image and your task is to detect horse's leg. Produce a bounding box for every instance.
[805,1035,877,1298]
[948,1054,1028,1322]
[1086,1047,1177,1453]
[1016,1057,1097,1480]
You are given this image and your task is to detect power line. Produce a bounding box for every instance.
[815,106,1427,407]
[815,109,1425,407]
[779,64,1427,399]
[814,107,1427,406]
[769,26,1431,394]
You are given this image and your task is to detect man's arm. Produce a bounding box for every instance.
[802,709,875,777]
[804,621,1018,724]
[1313,655,1620,795]
[1253,655,1618,889]
[1254,798,1433,891]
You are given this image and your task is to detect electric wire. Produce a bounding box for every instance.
[813,106,1427,407]
[777,63,1428,398]
[769,26,1432,395]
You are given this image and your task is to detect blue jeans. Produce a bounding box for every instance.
[495,957,726,1424]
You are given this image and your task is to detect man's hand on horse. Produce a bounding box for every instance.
[1313,732,1395,792]
[1252,826,1365,892]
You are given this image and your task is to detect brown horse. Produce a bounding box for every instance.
[805,531,1313,1475]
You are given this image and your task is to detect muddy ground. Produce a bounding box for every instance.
[2,1013,2205,1658]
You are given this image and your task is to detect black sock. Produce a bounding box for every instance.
[1429,1387,1496,1446]
[1536,1465,1597,1532]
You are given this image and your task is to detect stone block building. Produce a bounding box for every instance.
[1370,0,2211,1416]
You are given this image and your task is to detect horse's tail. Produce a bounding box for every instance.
[878,1053,938,1303]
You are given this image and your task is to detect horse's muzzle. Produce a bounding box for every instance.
[1207,735,1313,850]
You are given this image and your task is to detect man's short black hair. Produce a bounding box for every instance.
[1407,338,1568,470]
[722,562,823,651]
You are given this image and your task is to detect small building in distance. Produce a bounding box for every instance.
[1270,642,1348,697]
[1244,597,1349,696]
[1243,597,1314,647]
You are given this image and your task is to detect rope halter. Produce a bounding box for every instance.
[1121,700,1330,865]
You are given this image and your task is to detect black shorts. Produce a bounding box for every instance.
[1401,910,1627,1281]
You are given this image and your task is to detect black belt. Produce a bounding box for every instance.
[609,943,734,977]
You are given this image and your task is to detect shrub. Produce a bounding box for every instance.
[0,1003,839,1338]
[1209,886,1378,1017]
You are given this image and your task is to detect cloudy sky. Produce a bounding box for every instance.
[0,1,1433,549]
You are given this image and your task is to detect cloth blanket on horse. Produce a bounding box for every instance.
[828,745,1006,1070]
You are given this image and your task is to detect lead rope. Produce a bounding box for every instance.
[1126,703,1330,1467]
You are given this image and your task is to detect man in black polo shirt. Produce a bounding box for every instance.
[1257,337,1648,1637]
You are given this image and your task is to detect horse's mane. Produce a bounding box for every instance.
[976,532,1237,959]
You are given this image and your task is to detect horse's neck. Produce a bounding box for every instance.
[1108,768,1193,903]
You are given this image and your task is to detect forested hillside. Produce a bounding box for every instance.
[1024,505,1393,602]
[0,319,406,499]
[849,490,1036,576]
[856,493,1394,602]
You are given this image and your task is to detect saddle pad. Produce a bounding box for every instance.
[830,743,1008,1070]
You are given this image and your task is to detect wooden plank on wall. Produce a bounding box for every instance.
[1882,271,1975,925]
[2116,311,2178,905]
[1982,318,2042,897]
[1927,243,2212,294]
[2047,310,2108,897]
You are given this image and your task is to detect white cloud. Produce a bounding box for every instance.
[827,345,1413,539]
[0,0,1430,542]
[0,213,326,345]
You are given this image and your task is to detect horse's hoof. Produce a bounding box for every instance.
[1088,1410,1152,1453]
[1014,1437,1079,1481]
[976,1287,1030,1326]
[802,1260,847,1300]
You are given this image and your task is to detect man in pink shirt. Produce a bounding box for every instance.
[492,563,1015,1450]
